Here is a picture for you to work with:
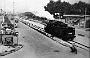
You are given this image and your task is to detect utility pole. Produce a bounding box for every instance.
[13,2,15,30]
[13,2,15,16]
[84,8,87,28]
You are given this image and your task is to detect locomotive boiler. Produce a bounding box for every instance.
[44,20,76,41]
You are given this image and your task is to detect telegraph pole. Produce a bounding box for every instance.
[13,2,15,16]
[13,2,19,45]
[13,2,15,31]
[84,8,87,28]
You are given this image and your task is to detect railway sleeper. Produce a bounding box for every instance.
[21,20,90,53]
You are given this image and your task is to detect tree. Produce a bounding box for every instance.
[44,0,55,15]
[24,12,35,19]
[44,0,90,19]
[44,0,71,19]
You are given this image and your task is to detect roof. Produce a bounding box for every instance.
[63,15,90,17]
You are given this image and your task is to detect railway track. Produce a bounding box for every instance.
[19,19,90,51]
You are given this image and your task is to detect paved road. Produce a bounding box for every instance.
[75,28,90,38]
[0,20,89,58]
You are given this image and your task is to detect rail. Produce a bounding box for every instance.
[19,19,90,51]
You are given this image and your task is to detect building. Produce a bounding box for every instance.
[61,15,90,28]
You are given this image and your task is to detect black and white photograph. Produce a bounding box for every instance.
[0,0,90,58]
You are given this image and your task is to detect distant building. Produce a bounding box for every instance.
[63,15,90,21]
[63,15,90,28]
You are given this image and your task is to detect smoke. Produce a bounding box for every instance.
[34,11,54,19]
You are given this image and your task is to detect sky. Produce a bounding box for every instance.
[0,0,89,19]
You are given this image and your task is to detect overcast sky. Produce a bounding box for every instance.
[0,0,89,19]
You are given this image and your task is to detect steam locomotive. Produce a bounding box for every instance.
[44,20,76,41]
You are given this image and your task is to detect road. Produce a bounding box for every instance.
[75,28,90,38]
[0,19,89,58]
